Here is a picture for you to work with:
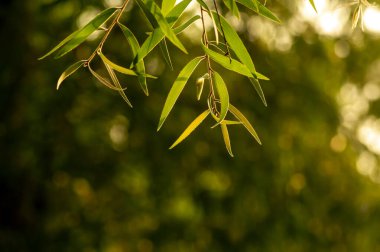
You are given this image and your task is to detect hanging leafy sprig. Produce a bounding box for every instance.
[41,0,320,155]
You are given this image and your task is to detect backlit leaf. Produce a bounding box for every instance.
[309,0,318,13]
[56,60,85,90]
[249,77,267,106]
[88,65,125,91]
[213,72,230,124]
[236,0,281,23]
[161,0,176,16]
[169,110,210,149]
[159,38,174,70]
[158,57,204,131]
[220,124,234,157]
[196,77,205,100]
[202,45,267,105]
[99,51,156,79]
[104,63,133,107]
[212,11,256,73]
[222,0,240,18]
[229,104,261,144]
[54,8,118,58]
[173,15,201,34]
[118,23,149,95]
[133,0,192,65]
[139,0,187,53]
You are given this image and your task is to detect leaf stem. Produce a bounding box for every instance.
[85,0,130,67]
[200,7,218,116]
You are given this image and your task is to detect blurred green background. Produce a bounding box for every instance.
[2,0,380,251]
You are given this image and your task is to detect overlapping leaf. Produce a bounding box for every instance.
[133,0,192,65]
[104,63,133,107]
[136,0,187,53]
[56,60,86,90]
[201,44,268,80]
[236,0,280,23]
[169,110,210,149]
[158,57,204,131]
[118,23,149,95]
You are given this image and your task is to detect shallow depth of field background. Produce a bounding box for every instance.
[2,0,380,251]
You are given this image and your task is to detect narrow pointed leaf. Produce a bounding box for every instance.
[56,60,85,90]
[54,8,117,58]
[139,0,187,53]
[202,44,252,77]
[118,23,149,95]
[135,0,158,28]
[133,0,192,65]
[158,57,204,131]
[209,111,242,126]
[229,104,261,144]
[39,32,77,60]
[212,11,256,73]
[309,0,318,13]
[249,77,267,106]
[169,110,210,149]
[222,0,240,18]
[88,65,125,91]
[220,124,234,157]
[236,0,281,23]
[104,63,133,107]
[173,15,201,34]
[213,72,230,124]
[202,45,267,105]
[159,38,174,70]
[99,51,156,78]
[161,0,176,16]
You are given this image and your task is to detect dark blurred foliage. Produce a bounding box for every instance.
[1,0,380,251]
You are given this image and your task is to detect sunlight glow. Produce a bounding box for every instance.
[363,7,380,34]
[298,0,349,37]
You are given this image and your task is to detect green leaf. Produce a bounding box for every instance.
[236,0,281,23]
[202,44,252,77]
[161,0,176,16]
[54,8,118,58]
[139,0,187,53]
[202,45,267,106]
[118,23,149,96]
[309,0,318,13]
[133,0,192,65]
[209,111,242,126]
[249,77,267,107]
[229,104,261,144]
[212,11,256,73]
[220,124,234,157]
[159,38,174,70]
[56,60,85,90]
[39,32,77,60]
[98,50,156,79]
[169,110,210,149]
[135,0,158,28]
[104,62,133,107]
[88,65,125,91]
[158,57,204,131]
[173,15,201,34]
[213,72,230,124]
[222,0,240,18]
